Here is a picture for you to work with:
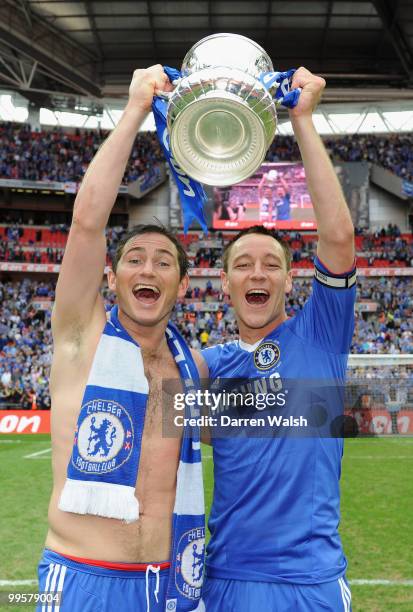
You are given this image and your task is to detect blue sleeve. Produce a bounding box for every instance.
[292,256,356,354]
[201,345,223,380]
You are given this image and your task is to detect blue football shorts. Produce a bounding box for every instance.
[202,575,352,612]
[37,548,170,612]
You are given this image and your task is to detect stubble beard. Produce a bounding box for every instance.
[119,299,174,329]
[237,308,280,333]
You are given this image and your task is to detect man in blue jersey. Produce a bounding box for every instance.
[201,66,355,611]
[258,171,291,221]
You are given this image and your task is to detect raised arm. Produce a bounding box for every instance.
[280,176,289,195]
[289,67,355,273]
[53,66,172,343]
[258,173,266,199]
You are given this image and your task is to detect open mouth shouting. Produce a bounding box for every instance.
[132,284,161,305]
[245,289,270,306]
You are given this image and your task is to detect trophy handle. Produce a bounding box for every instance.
[155,91,173,101]
[155,78,182,101]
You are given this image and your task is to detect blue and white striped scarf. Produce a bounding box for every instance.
[59,305,205,611]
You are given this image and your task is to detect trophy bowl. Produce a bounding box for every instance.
[167,33,278,187]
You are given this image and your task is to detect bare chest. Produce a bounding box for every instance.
[135,351,183,512]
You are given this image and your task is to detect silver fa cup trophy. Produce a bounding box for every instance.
[165,33,279,187]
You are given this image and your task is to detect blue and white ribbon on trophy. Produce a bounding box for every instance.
[152,66,301,232]
[259,68,301,109]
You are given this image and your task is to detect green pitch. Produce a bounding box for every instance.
[0,435,412,611]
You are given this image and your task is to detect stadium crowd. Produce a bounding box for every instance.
[189,228,413,269]
[0,122,412,184]
[0,279,53,409]
[1,223,412,268]
[0,223,125,265]
[266,133,413,182]
[0,124,412,410]
[0,122,163,184]
[1,266,412,407]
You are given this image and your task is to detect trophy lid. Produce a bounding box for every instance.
[181,33,274,79]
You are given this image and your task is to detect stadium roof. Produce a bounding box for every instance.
[0,0,412,109]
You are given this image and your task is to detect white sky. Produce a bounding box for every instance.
[0,92,412,135]
[0,93,156,131]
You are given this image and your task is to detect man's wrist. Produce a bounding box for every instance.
[290,114,315,132]
[290,115,321,143]
[121,102,149,129]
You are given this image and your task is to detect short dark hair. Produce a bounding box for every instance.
[223,225,291,272]
[111,223,189,279]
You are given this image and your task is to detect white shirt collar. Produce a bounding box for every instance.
[238,337,264,352]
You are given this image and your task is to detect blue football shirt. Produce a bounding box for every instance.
[275,192,291,220]
[202,257,356,584]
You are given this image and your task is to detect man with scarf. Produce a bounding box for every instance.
[37,66,206,612]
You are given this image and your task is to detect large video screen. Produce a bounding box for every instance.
[212,162,316,230]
